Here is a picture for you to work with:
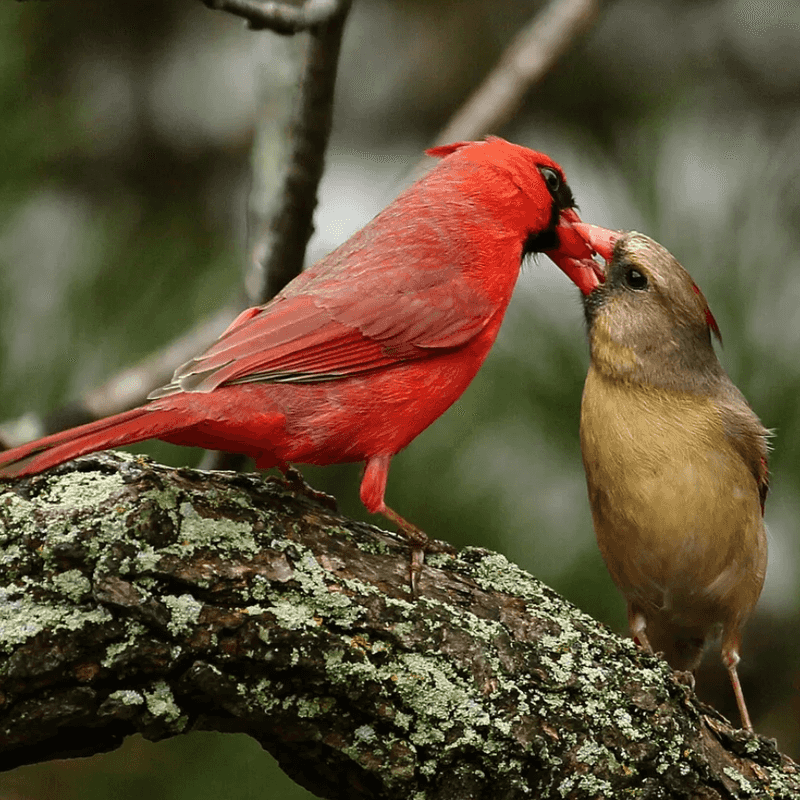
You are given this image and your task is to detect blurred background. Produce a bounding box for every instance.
[1,0,799,796]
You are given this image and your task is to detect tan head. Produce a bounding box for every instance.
[583,231,725,394]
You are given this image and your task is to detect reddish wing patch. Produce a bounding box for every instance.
[159,285,493,395]
[164,296,410,393]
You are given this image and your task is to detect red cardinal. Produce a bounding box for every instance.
[0,137,605,589]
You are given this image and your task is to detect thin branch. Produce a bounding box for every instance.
[82,305,240,421]
[202,0,344,35]
[0,454,797,797]
[251,0,352,303]
[433,0,598,146]
[0,305,239,447]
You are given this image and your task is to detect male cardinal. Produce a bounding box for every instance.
[578,228,769,731]
[0,137,605,591]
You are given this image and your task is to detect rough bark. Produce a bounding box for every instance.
[0,453,797,798]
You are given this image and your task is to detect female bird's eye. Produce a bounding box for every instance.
[539,167,561,193]
[625,268,648,290]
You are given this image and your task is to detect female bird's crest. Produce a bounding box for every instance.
[689,281,722,342]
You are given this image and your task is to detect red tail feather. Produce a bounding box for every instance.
[0,407,180,477]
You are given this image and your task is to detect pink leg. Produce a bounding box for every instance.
[628,605,700,691]
[722,641,753,732]
[360,454,428,595]
[628,605,654,654]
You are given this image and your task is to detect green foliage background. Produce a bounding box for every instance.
[2,0,799,796]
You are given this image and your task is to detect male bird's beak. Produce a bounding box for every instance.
[572,223,620,264]
[545,213,620,295]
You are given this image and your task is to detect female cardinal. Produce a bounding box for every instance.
[578,228,769,731]
[0,137,606,591]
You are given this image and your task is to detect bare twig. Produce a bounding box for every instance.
[433,0,598,147]
[83,305,240,419]
[0,306,239,448]
[251,0,352,303]
[203,0,343,34]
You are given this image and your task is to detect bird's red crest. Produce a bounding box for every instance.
[425,141,475,159]
[691,282,722,343]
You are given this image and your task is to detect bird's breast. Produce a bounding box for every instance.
[579,365,766,630]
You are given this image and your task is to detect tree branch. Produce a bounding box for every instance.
[1,455,797,798]
[202,0,344,35]
[251,0,351,304]
[433,0,599,147]
[204,0,351,472]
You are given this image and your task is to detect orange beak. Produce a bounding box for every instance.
[545,213,621,295]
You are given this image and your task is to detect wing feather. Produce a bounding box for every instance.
[150,179,506,399]
[150,283,493,397]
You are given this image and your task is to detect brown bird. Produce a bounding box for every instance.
[577,228,769,732]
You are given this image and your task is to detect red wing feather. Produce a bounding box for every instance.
[151,175,502,398]
[151,287,493,397]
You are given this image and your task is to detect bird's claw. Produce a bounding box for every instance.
[403,533,455,598]
[282,465,338,511]
[672,669,696,690]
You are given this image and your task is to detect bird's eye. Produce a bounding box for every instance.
[625,268,648,290]
[539,167,561,193]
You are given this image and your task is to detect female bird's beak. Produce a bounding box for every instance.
[545,214,621,295]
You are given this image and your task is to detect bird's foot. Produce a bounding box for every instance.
[396,519,428,598]
[400,532,456,597]
[406,537,457,594]
[379,507,446,597]
[672,669,696,690]
[281,465,338,512]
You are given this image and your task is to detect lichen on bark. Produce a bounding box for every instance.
[0,452,797,799]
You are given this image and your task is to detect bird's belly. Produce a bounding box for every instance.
[278,348,487,463]
[580,369,765,630]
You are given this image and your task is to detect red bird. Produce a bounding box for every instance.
[0,137,605,589]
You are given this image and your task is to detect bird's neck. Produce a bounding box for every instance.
[588,315,724,396]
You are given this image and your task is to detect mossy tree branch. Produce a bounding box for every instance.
[0,454,797,798]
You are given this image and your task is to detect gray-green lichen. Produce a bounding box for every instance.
[1,462,796,797]
[143,680,187,731]
[163,593,203,635]
[106,689,145,707]
[40,471,127,510]
[0,588,112,653]
[176,501,259,556]
[227,542,721,794]
[107,619,146,660]
[50,569,92,603]
[723,765,758,794]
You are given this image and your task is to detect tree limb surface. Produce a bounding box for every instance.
[0,454,797,798]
